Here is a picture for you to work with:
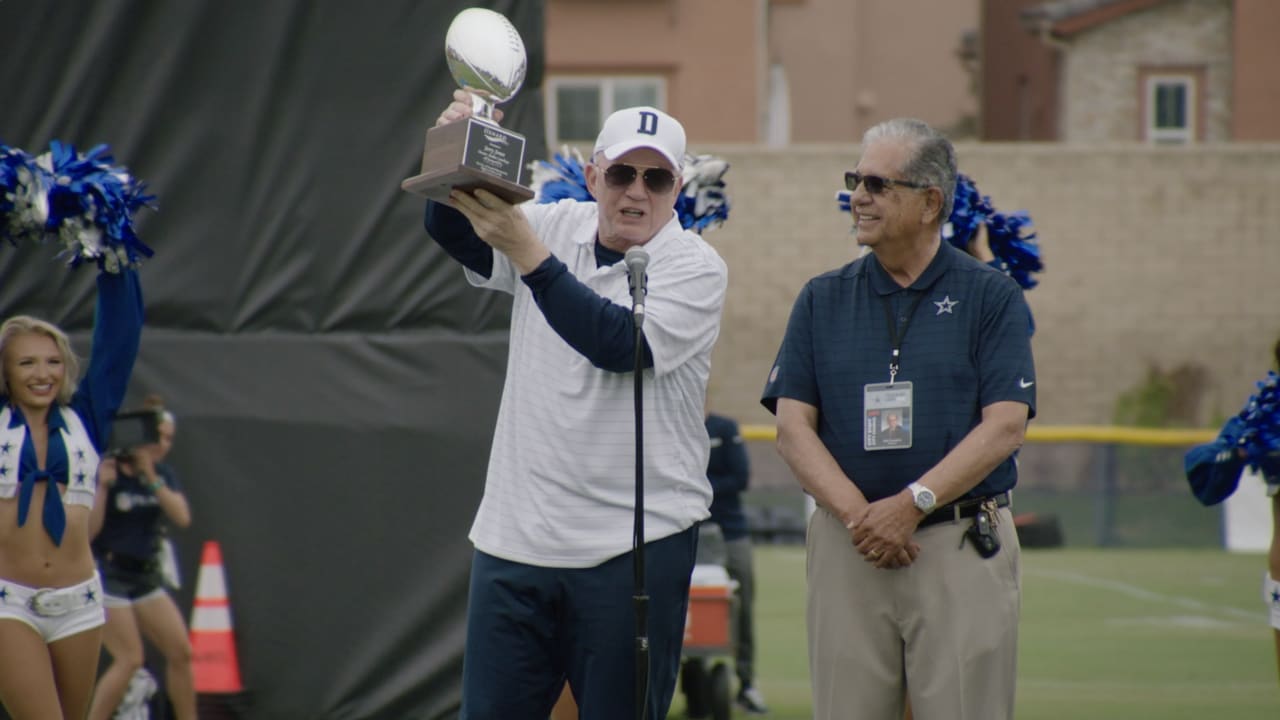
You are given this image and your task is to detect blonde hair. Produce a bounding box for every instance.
[0,316,80,405]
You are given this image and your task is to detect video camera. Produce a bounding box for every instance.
[105,409,162,458]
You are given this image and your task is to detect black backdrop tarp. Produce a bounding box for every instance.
[0,1,545,718]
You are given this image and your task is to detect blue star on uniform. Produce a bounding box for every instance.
[84,588,96,603]
[0,442,10,455]
[934,295,959,315]
[75,448,86,461]
[0,465,8,478]
[0,587,8,602]
[1271,588,1280,605]
[75,471,87,485]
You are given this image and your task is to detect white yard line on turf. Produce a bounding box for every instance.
[1025,568,1266,623]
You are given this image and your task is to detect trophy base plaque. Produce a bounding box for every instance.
[401,118,534,206]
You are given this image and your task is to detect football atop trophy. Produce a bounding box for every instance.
[401,8,534,205]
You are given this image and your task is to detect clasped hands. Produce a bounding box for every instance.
[844,492,922,570]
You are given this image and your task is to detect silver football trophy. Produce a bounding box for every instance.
[402,8,534,205]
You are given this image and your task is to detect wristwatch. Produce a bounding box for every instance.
[908,482,936,514]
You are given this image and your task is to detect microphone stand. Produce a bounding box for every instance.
[631,299,650,720]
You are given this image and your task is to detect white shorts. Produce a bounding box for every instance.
[1264,573,1280,631]
[0,574,106,643]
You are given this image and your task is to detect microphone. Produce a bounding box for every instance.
[624,246,650,328]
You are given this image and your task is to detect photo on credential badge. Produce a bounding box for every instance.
[864,382,912,450]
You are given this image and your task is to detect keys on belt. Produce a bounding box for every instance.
[918,492,1010,528]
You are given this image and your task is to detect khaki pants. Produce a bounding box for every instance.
[806,506,1020,720]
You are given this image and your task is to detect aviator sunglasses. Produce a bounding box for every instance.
[603,163,678,194]
[845,171,929,195]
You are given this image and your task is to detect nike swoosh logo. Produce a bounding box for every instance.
[1019,379,1034,389]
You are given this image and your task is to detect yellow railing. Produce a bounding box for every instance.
[741,424,1217,447]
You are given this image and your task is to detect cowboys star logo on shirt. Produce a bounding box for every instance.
[934,295,959,315]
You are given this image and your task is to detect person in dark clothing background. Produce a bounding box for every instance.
[88,396,195,720]
[1185,335,1280,684]
[703,412,768,714]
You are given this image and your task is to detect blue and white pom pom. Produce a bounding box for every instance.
[1,145,51,247]
[982,208,1042,290]
[528,147,592,203]
[0,140,155,273]
[944,174,994,251]
[530,148,731,233]
[837,173,1043,290]
[1237,371,1280,483]
[676,154,730,233]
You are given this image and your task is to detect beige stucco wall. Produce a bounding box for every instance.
[693,142,1280,430]
[546,0,980,145]
[768,0,979,140]
[1233,0,1280,140]
[1060,0,1233,143]
[546,0,765,144]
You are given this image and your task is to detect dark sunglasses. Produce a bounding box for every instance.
[603,163,678,194]
[845,171,929,195]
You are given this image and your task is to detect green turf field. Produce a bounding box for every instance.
[670,545,1279,719]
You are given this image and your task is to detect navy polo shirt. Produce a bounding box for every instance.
[705,413,749,541]
[761,242,1036,502]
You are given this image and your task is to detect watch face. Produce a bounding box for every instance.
[914,486,936,512]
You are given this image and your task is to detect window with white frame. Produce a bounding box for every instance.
[1145,74,1195,145]
[546,76,665,148]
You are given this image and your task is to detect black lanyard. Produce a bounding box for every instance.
[880,291,927,384]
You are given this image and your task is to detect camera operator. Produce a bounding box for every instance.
[88,402,196,720]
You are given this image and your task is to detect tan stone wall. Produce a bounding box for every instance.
[1062,0,1232,142]
[695,142,1280,430]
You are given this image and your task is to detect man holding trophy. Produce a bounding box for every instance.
[409,11,727,720]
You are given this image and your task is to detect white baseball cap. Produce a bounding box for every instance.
[593,106,686,171]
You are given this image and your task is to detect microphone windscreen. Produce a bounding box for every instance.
[624,246,650,273]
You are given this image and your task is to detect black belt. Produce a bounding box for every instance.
[918,492,1010,528]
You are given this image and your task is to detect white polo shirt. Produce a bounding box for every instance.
[463,200,727,567]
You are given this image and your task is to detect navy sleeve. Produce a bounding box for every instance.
[1184,416,1247,506]
[706,415,750,495]
[976,279,1037,418]
[423,200,494,278]
[70,269,145,450]
[521,255,654,373]
[760,282,818,414]
[1186,415,1280,505]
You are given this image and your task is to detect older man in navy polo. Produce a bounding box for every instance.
[761,118,1035,720]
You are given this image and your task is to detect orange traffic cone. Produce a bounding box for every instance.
[189,540,243,693]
